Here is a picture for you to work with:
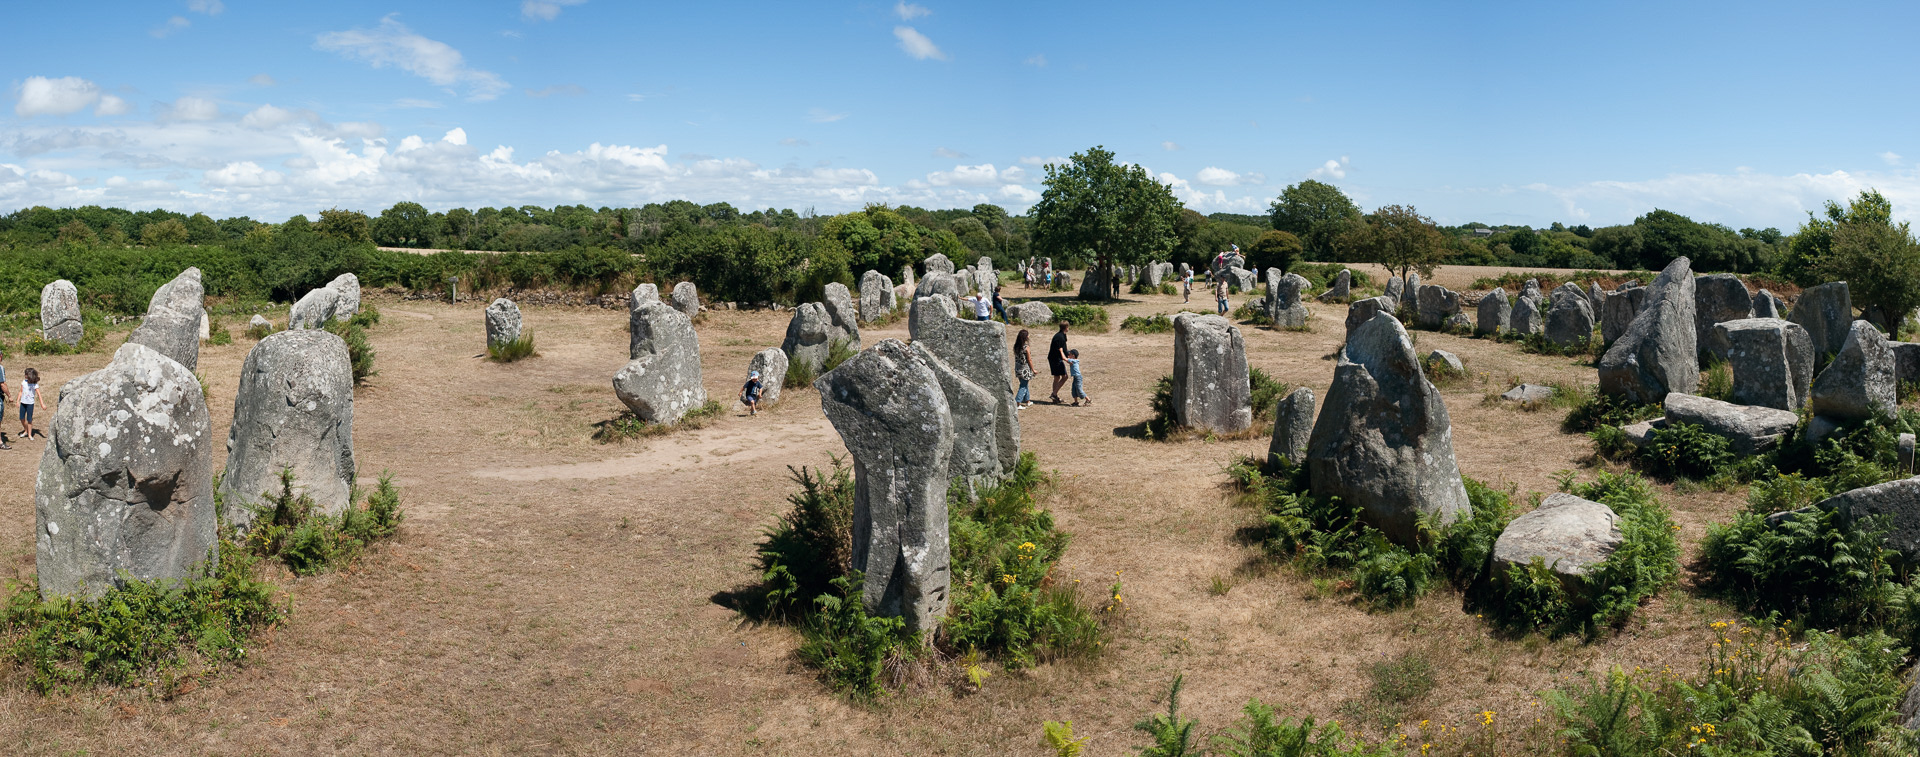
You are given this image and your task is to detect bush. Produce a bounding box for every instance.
[244,320,274,340]
[784,354,817,390]
[1248,367,1288,423]
[243,469,405,576]
[487,333,537,362]
[592,400,724,443]
[1120,314,1175,334]
[1699,506,1913,640]
[322,307,380,384]
[206,318,233,346]
[1698,355,1733,401]
[1487,472,1679,637]
[1635,421,1737,480]
[754,460,856,618]
[822,337,857,373]
[797,573,918,701]
[1051,304,1109,330]
[1562,391,1660,433]
[1128,676,1401,756]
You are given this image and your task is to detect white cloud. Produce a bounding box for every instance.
[240,104,300,129]
[924,163,1001,187]
[95,95,132,117]
[160,97,220,122]
[779,138,810,146]
[16,76,104,117]
[933,147,966,159]
[522,0,587,21]
[152,16,191,38]
[1880,151,1902,166]
[1161,141,1180,151]
[1195,166,1265,186]
[895,2,931,20]
[249,74,277,86]
[625,93,646,102]
[315,16,511,102]
[999,184,1041,203]
[188,0,224,15]
[1309,156,1350,179]
[807,107,847,123]
[1019,155,1068,167]
[893,26,947,61]
[1520,167,1920,228]
[443,127,467,146]
[1024,54,1047,67]
[206,161,282,187]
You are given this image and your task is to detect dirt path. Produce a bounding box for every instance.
[0,279,1746,755]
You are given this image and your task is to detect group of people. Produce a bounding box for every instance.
[0,351,42,450]
[1011,322,1089,407]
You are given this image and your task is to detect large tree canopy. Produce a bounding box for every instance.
[1337,204,1448,283]
[1029,146,1182,276]
[1268,179,1361,260]
[1802,190,1920,335]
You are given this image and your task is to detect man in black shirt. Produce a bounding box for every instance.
[1048,322,1070,403]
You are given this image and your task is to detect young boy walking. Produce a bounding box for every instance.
[740,370,764,416]
[1066,349,1091,407]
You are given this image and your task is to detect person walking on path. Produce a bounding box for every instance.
[739,370,764,416]
[993,291,1011,324]
[1214,276,1230,315]
[1182,270,1193,304]
[1047,322,1070,404]
[17,367,39,440]
[1066,349,1091,407]
[1012,329,1035,409]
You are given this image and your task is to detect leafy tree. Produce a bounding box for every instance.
[139,218,190,246]
[185,213,222,244]
[374,202,434,248]
[1337,205,1449,282]
[315,208,373,244]
[1030,145,1182,297]
[56,218,98,247]
[1245,230,1303,274]
[1810,195,1920,335]
[1783,190,1895,286]
[1267,179,1360,260]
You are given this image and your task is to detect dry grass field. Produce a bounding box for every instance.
[0,267,1765,755]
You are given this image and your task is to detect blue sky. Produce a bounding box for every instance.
[4,1,1919,228]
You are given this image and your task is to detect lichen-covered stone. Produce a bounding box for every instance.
[614,303,707,424]
[40,279,82,346]
[1599,257,1698,403]
[219,330,356,530]
[1171,314,1252,434]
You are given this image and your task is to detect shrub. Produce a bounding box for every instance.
[487,333,537,362]
[1699,506,1911,639]
[1128,676,1402,756]
[1120,314,1175,334]
[206,320,233,346]
[822,337,857,373]
[1635,421,1737,480]
[1159,282,1178,296]
[755,460,856,618]
[244,319,274,340]
[1524,472,1680,636]
[784,353,817,390]
[1051,304,1109,330]
[797,573,917,701]
[322,309,378,384]
[591,400,724,443]
[1563,391,1660,433]
[1248,367,1288,423]
[243,469,405,576]
[1698,355,1733,401]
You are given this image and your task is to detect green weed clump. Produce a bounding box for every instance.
[1051,304,1110,330]
[487,333,537,362]
[322,307,380,384]
[1698,355,1733,401]
[244,319,275,340]
[1485,472,1679,638]
[1635,422,1738,480]
[1120,314,1175,334]
[1130,675,1402,757]
[1140,370,1285,441]
[1248,368,1288,424]
[1699,506,1919,642]
[1231,301,1272,326]
[784,353,817,390]
[1562,391,1660,433]
[242,469,405,576]
[821,337,857,372]
[591,399,725,443]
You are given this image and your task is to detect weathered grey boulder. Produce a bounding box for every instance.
[1810,319,1896,421]
[328,273,361,317]
[782,303,848,373]
[923,253,955,276]
[1751,289,1785,319]
[1143,262,1164,288]
[1620,418,1664,448]
[915,270,964,310]
[1492,493,1623,601]
[668,281,701,318]
[823,283,862,350]
[1601,286,1649,346]
[1521,278,1540,300]
[816,339,953,634]
[747,347,787,406]
[1345,297,1398,337]
[1784,478,1920,563]
[613,302,707,424]
[1501,384,1555,403]
[1415,285,1461,329]
[1318,269,1351,302]
[219,330,355,531]
[910,343,1000,486]
[631,283,660,308]
[1308,312,1472,545]
[1694,274,1752,362]
[1011,301,1054,326]
[1170,314,1252,434]
[1789,281,1852,359]
[899,263,917,291]
[971,266,998,299]
[128,267,204,371]
[288,287,341,331]
[1077,265,1113,299]
[1599,257,1698,404]
[1663,392,1799,454]
[1545,287,1596,347]
[910,299,1020,476]
[1267,387,1315,469]
[36,343,216,600]
[1476,288,1511,336]
[1384,276,1405,301]
[1225,267,1256,294]
[1717,318,1813,411]
[1902,434,1916,476]
[860,270,896,323]
[1406,272,1421,293]
[1265,270,1311,328]
[1444,312,1472,332]
[485,298,522,348]
[1427,349,1463,376]
[248,314,271,332]
[1510,295,1545,335]
[40,279,82,346]
[1894,342,1920,390]
[1587,282,1606,318]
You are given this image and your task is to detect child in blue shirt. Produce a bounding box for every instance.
[740,370,764,416]
[1067,349,1090,406]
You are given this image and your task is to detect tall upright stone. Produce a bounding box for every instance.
[1510,294,1545,335]
[1415,285,1461,329]
[1318,269,1352,302]
[614,302,707,425]
[923,253,955,276]
[40,279,82,347]
[128,267,205,371]
[823,283,862,350]
[36,343,216,599]
[1602,286,1649,346]
[1752,289,1785,319]
[915,270,964,309]
[1694,274,1753,362]
[1717,318,1814,411]
[1384,276,1405,302]
[860,270,896,323]
[910,298,1021,475]
[1265,270,1311,328]
[1545,286,1596,347]
[782,302,854,373]
[1810,319,1896,421]
[1789,282,1852,359]
[899,263,917,291]
[328,273,361,317]
[485,298,523,349]
[670,281,701,318]
[1267,387,1315,469]
[1171,314,1252,434]
[747,347,788,406]
[911,343,1000,486]
[219,330,356,531]
[1476,287,1511,336]
[1345,297,1397,337]
[631,283,660,308]
[1599,257,1698,404]
[1586,282,1607,318]
[816,339,953,634]
[1521,278,1541,300]
[1308,313,1472,545]
[1078,265,1112,299]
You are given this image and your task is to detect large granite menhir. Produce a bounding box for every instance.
[614,302,707,425]
[1264,269,1310,328]
[1694,274,1752,362]
[485,298,523,348]
[909,299,1021,477]
[1267,387,1315,469]
[1789,281,1851,359]
[219,330,357,531]
[1476,287,1510,336]
[37,343,217,599]
[1308,312,1471,545]
[1599,257,1698,404]
[41,279,82,346]
[1810,319,1896,422]
[1717,318,1813,411]
[128,267,205,371]
[1545,284,1594,347]
[816,339,953,635]
[1171,314,1252,434]
[860,270,896,322]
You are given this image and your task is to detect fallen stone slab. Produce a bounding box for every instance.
[1493,493,1623,603]
[1663,392,1799,454]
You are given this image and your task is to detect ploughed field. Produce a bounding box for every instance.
[0,269,1752,755]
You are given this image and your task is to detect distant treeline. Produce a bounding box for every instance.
[1441,210,1787,274]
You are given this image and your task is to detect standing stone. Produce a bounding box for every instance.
[1717,318,1814,411]
[910,296,1021,475]
[248,314,271,333]
[36,343,216,600]
[1265,270,1311,328]
[1144,262,1165,288]
[328,273,361,317]
[631,283,660,308]
[782,303,847,373]
[1267,387,1316,469]
[1318,269,1352,302]
[899,263,917,292]
[1694,274,1753,362]
[1415,285,1461,329]
[823,283,863,351]
[1602,286,1650,346]
[1545,286,1596,347]
[1751,289,1785,319]
[40,279,82,346]
[971,266,998,299]
[1427,349,1464,375]
[670,281,701,318]
[860,270,896,322]
[1345,297,1398,337]
[1225,267,1256,294]
[816,339,952,634]
[1012,301,1054,326]
[915,270,964,310]
[1893,342,1920,390]
[1586,282,1606,319]
[1599,257,1699,404]
[1170,314,1252,434]
[1308,312,1472,545]
[128,267,205,371]
[1405,272,1421,293]
[613,303,707,425]
[1789,282,1852,359]
[288,287,342,331]
[1492,493,1623,602]
[1510,295,1545,335]
[219,330,356,531]
[485,298,523,348]
[1521,278,1541,300]
[923,253,955,276]
[747,348,788,407]
[1384,276,1405,302]
[1810,320,1896,421]
[911,343,1000,486]
[1078,265,1112,299]
[1476,288,1511,336]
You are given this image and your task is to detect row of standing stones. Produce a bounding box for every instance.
[35,268,359,600]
